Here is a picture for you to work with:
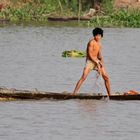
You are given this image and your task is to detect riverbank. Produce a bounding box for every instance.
[88,10,140,28]
[0,0,140,27]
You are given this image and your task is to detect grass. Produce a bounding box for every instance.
[0,0,140,27]
[88,0,140,28]
[0,0,76,22]
[89,9,140,28]
[0,1,57,21]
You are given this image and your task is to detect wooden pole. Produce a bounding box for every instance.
[58,0,63,14]
[78,0,81,22]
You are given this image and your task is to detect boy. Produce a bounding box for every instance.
[73,28,111,96]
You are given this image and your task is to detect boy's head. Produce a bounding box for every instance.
[92,27,103,38]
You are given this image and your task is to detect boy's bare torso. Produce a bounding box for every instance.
[86,39,101,63]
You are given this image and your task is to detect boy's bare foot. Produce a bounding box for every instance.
[72,92,77,96]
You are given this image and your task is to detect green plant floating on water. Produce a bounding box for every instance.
[62,50,86,57]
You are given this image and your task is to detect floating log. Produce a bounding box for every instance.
[0,19,10,23]
[47,16,109,22]
[0,87,140,101]
[47,16,91,21]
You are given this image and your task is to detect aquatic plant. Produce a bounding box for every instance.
[88,0,140,28]
[0,0,61,21]
[62,50,86,58]
[0,0,140,27]
[89,9,140,28]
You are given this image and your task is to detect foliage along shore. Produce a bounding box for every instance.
[0,0,140,28]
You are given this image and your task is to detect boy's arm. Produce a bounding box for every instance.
[98,49,105,67]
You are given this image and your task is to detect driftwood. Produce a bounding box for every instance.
[47,16,109,22]
[0,87,140,101]
[0,19,10,24]
[47,16,91,21]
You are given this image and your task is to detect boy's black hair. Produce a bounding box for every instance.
[92,27,103,37]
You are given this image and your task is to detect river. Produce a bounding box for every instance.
[0,24,140,140]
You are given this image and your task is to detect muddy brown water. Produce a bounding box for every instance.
[0,24,140,140]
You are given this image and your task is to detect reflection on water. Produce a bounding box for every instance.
[0,100,140,140]
[0,25,140,140]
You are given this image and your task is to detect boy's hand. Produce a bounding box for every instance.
[98,61,103,68]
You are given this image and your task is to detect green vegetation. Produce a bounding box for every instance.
[89,0,140,28]
[0,0,60,22]
[62,50,86,58]
[89,9,140,28]
[0,0,140,27]
[0,0,80,22]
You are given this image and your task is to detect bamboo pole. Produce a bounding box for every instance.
[78,0,81,22]
[58,0,63,14]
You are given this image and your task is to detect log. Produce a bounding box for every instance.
[47,16,91,21]
[0,87,140,101]
[47,16,109,22]
[0,19,10,23]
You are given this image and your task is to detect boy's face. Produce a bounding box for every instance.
[95,34,102,41]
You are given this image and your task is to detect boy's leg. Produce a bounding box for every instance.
[73,67,90,95]
[100,67,111,96]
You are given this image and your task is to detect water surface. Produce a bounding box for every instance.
[0,25,140,140]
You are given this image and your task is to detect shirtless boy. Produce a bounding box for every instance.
[73,28,111,96]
